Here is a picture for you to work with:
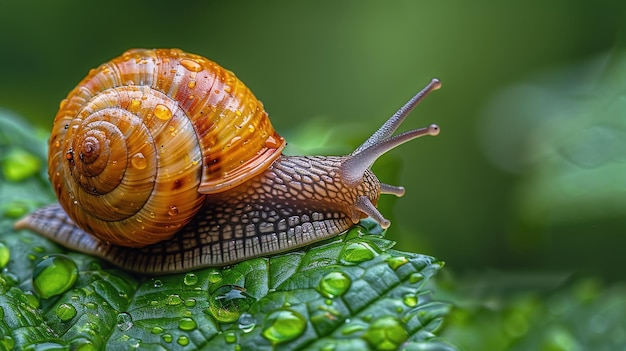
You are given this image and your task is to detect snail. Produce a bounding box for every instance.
[15,48,441,274]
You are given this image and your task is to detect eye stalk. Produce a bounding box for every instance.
[341,78,441,228]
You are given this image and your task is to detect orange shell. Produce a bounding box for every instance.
[49,49,286,247]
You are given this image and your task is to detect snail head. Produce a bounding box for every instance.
[340,78,441,229]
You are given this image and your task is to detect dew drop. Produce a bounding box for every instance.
[177,335,190,346]
[229,136,242,146]
[187,80,196,89]
[131,152,147,170]
[162,334,173,343]
[154,104,172,120]
[116,312,133,331]
[264,135,281,149]
[207,285,256,323]
[341,323,366,335]
[153,279,163,288]
[75,340,96,351]
[262,309,307,344]
[183,273,198,286]
[403,293,418,307]
[168,206,179,217]
[340,242,376,264]
[151,326,164,335]
[55,303,77,321]
[207,270,222,283]
[191,154,201,166]
[362,316,408,351]
[409,273,424,284]
[32,254,78,299]
[184,298,197,307]
[237,312,256,333]
[386,256,409,270]
[166,294,183,306]
[180,59,203,72]
[128,338,140,348]
[317,271,351,298]
[85,302,97,310]
[248,124,255,133]
[0,241,10,269]
[178,317,197,331]
[129,98,141,110]
[24,292,39,309]
[224,331,237,344]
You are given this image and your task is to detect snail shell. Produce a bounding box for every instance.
[50,49,285,248]
[16,48,441,274]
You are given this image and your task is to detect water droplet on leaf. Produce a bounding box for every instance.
[55,303,77,321]
[207,285,256,323]
[207,270,222,283]
[177,335,189,346]
[0,241,11,269]
[116,312,133,331]
[403,293,418,307]
[224,331,237,343]
[262,309,307,344]
[340,242,376,264]
[178,317,197,331]
[166,294,183,306]
[409,273,424,284]
[32,254,78,299]
[237,312,256,333]
[183,273,198,286]
[362,316,408,351]
[317,271,351,298]
[386,256,409,270]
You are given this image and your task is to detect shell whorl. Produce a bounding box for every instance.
[49,49,285,247]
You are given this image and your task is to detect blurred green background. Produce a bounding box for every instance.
[1,1,626,348]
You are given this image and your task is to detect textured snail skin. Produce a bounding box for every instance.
[15,48,441,274]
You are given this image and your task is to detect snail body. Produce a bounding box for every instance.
[16,49,441,274]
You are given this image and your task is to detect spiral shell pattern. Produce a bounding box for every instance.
[49,49,285,247]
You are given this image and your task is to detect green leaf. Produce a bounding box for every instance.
[0,111,453,350]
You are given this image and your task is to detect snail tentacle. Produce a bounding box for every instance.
[340,124,440,188]
[352,78,441,155]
